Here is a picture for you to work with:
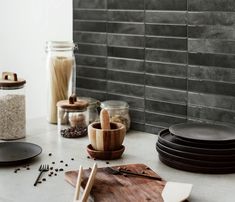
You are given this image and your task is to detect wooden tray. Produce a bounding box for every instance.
[65,164,166,202]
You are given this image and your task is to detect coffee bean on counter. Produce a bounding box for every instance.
[59,168,64,171]
[50,171,53,174]
[65,164,68,167]
[71,158,74,161]
[94,158,96,161]
[145,167,150,170]
[48,174,51,177]
[55,169,58,172]
[54,173,57,176]
[106,162,109,164]
[26,167,30,170]
[42,178,46,181]
[48,153,52,156]
[52,162,55,164]
[38,181,42,184]
[50,167,53,170]
[141,171,145,174]
[60,160,63,163]
[87,156,90,159]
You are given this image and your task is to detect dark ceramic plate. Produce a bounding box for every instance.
[158,154,235,174]
[169,123,235,142]
[156,145,235,168]
[158,129,235,155]
[156,141,235,162]
[0,142,42,165]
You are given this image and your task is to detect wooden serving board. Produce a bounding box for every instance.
[65,163,166,202]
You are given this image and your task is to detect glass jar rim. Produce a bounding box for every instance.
[46,41,77,51]
[101,100,129,109]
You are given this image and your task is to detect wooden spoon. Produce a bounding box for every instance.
[100,109,110,130]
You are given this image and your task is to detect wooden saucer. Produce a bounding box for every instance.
[87,144,125,160]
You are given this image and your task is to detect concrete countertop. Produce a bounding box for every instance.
[0,118,235,202]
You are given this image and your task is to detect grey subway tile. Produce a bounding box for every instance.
[145,124,164,135]
[188,39,235,54]
[145,11,187,24]
[145,99,187,116]
[108,57,144,72]
[107,81,144,97]
[77,66,106,79]
[145,61,187,77]
[188,25,235,40]
[107,93,145,109]
[76,88,107,101]
[129,109,145,123]
[108,46,144,59]
[188,92,235,111]
[78,44,107,56]
[146,24,187,37]
[145,111,186,128]
[108,22,144,35]
[145,86,187,104]
[145,74,187,90]
[73,10,107,21]
[145,0,187,11]
[146,36,187,50]
[187,105,235,124]
[108,0,144,10]
[146,49,187,64]
[188,52,235,69]
[73,21,106,32]
[76,54,107,67]
[131,122,146,132]
[107,70,144,85]
[108,34,144,47]
[73,0,106,9]
[77,77,107,91]
[108,11,144,22]
[73,32,107,44]
[188,0,235,11]
[188,12,235,26]
[188,65,235,83]
[188,79,235,97]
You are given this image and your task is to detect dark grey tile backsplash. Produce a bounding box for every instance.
[73,0,235,133]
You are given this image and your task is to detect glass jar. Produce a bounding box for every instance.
[46,41,76,124]
[78,97,100,124]
[0,72,26,140]
[57,96,89,138]
[101,100,131,131]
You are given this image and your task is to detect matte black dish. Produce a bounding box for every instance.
[169,123,235,142]
[158,129,235,155]
[156,145,235,168]
[157,141,235,162]
[158,155,235,174]
[0,142,42,165]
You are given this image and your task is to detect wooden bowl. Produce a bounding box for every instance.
[87,144,125,160]
[88,122,126,151]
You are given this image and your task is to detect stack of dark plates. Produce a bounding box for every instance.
[156,123,235,174]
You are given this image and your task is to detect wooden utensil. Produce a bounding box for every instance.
[73,163,97,202]
[100,109,110,130]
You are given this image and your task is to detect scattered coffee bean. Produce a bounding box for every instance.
[106,162,109,164]
[145,167,150,170]
[26,167,30,170]
[14,170,18,173]
[65,164,68,167]
[38,181,42,184]
[87,156,90,159]
[141,171,145,174]
[52,162,55,164]
[59,168,64,171]
[55,169,58,172]
[71,158,74,161]
[94,158,96,160]
[60,160,63,163]
[48,153,52,156]
[42,178,46,181]
[48,174,51,177]
[50,167,53,170]
[54,173,57,176]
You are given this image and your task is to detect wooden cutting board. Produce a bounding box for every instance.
[65,163,166,202]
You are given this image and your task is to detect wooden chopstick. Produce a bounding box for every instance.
[74,165,83,202]
[81,163,97,202]
[73,163,97,202]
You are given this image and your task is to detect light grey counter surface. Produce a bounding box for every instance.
[0,118,235,202]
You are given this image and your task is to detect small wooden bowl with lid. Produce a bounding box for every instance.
[88,109,126,151]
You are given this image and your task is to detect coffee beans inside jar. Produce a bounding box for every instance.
[57,95,89,138]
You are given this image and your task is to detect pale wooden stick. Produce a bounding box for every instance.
[81,163,97,202]
[74,166,83,202]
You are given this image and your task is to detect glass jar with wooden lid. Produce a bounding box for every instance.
[0,72,26,140]
[57,95,89,138]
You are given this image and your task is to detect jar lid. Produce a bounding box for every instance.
[46,41,76,51]
[78,97,100,107]
[0,72,26,89]
[101,100,129,109]
[57,99,88,110]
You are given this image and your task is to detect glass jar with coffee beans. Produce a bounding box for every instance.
[57,94,89,138]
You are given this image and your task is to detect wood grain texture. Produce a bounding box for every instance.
[65,164,166,202]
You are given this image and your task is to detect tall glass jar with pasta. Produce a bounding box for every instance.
[46,41,76,124]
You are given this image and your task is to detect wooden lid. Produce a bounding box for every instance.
[57,99,88,110]
[0,72,26,88]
